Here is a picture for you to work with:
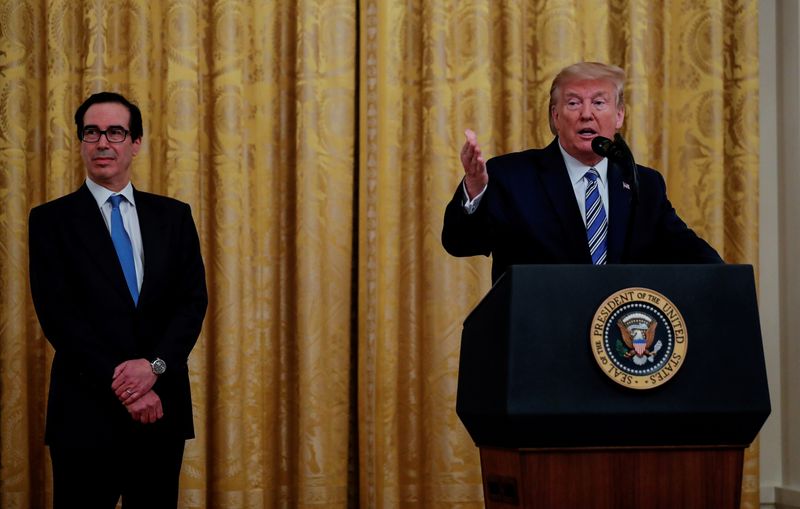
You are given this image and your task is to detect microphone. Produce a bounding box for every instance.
[592,134,639,204]
[591,136,625,160]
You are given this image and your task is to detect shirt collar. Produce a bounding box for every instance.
[557,141,609,186]
[85,178,136,209]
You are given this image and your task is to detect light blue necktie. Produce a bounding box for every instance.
[108,195,139,305]
[585,168,608,265]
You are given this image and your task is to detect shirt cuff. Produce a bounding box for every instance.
[461,179,487,214]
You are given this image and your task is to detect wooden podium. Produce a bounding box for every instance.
[456,265,770,509]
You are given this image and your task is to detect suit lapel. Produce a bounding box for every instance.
[607,160,632,263]
[536,140,592,262]
[133,189,161,307]
[71,184,135,304]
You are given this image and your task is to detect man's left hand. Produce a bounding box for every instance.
[125,390,164,424]
[112,358,157,405]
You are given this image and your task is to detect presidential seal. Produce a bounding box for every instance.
[590,287,687,390]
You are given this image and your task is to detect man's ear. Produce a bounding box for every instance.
[131,137,142,156]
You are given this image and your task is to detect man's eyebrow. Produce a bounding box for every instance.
[82,124,126,129]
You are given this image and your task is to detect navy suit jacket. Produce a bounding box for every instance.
[442,138,722,283]
[29,184,208,446]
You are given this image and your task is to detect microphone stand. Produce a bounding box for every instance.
[612,133,639,262]
[613,133,639,205]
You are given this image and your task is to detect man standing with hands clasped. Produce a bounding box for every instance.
[442,61,722,282]
[29,92,208,508]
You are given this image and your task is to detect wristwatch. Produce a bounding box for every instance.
[150,357,166,375]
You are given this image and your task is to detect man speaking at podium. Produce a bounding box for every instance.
[442,62,722,283]
[28,92,208,508]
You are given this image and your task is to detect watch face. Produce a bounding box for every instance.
[152,358,166,375]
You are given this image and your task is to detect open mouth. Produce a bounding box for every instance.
[578,128,597,137]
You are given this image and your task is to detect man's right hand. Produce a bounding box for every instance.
[460,129,489,199]
[124,390,164,424]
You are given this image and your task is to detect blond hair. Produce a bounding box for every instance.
[548,62,625,134]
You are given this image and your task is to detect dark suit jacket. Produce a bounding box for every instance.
[29,183,208,446]
[442,138,723,283]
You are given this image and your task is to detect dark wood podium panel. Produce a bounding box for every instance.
[480,446,744,509]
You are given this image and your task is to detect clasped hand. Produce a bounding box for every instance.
[111,358,163,424]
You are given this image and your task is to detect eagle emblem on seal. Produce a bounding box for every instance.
[616,312,663,366]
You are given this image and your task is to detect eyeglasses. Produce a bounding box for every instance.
[81,126,130,143]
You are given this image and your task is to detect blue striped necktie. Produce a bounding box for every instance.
[584,168,608,265]
[108,195,139,304]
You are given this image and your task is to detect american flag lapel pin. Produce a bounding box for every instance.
[623,182,631,190]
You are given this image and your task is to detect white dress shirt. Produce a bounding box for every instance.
[557,144,609,226]
[85,178,144,292]
[461,141,610,226]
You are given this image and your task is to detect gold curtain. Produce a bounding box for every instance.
[358,1,759,508]
[0,0,759,508]
[0,1,356,507]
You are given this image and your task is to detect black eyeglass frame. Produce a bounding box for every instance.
[80,126,131,143]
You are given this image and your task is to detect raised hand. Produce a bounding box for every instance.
[460,129,489,199]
